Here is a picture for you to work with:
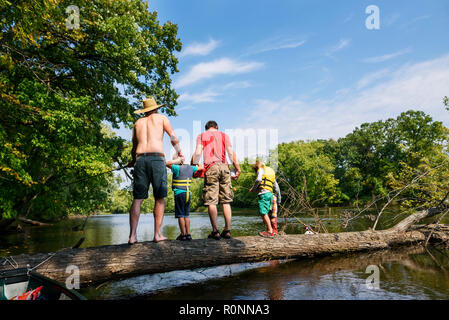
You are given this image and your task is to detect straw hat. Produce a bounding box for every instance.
[252,160,265,171]
[134,96,166,114]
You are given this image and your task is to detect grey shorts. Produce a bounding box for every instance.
[133,155,167,199]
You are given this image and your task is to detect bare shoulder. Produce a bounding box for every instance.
[134,117,145,126]
[159,114,173,127]
[158,113,169,122]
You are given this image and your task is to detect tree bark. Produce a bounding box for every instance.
[18,217,50,226]
[1,208,448,286]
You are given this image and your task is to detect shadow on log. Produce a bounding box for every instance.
[1,208,448,286]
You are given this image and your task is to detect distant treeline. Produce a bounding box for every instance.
[104,109,449,215]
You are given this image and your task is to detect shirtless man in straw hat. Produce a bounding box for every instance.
[127,97,183,244]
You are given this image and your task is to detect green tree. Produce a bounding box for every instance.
[335,110,448,202]
[0,0,181,220]
[277,140,342,205]
[231,159,259,208]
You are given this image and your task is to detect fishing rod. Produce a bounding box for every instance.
[292,215,316,234]
[1,166,129,187]
[60,165,128,187]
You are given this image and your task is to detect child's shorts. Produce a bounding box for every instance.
[175,192,191,218]
[258,192,273,215]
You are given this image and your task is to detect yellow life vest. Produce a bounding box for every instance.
[172,165,194,203]
[172,178,192,203]
[258,166,276,192]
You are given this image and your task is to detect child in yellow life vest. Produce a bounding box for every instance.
[250,161,281,237]
[166,155,203,241]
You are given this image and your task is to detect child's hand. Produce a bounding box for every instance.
[172,156,184,165]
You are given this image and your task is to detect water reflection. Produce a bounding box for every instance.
[126,246,449,300]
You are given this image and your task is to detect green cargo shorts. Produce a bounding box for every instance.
[203,163,234,205]
[258,192,273,215]
[133,154,167,199]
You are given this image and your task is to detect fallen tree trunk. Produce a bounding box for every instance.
[1,208,448,286]
[18,217,50,227]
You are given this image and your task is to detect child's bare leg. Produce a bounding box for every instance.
[270,216,278,234]
[262,214,273,233]
[185,217,191,235]
[178,217,186,235]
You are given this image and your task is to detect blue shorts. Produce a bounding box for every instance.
[175,192,191,218]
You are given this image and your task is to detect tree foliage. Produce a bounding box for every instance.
[230,110,449,209]
[0,0,181,220]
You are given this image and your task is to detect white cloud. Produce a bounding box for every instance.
[178,90,220,104]
[176,105,196,112]
[384,13,401,26]
[400,15,431,29]
[245,38,307,55]
[175,58,263,88]
[326,38,351,56]
[177,81,252,106]
[362,48,412,63]
[180,39,220,57]
[222,81,252,90]
[244,54,449,143]
[356,68,390,89]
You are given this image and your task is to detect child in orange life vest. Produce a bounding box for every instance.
[166,155,203,241]
[249,161,281,237]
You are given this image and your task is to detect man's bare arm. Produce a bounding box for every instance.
[192,140,203,165]
[227,144,241,180]
[163,116,183,157]
[127,127,138,167]
[166,156,184,169]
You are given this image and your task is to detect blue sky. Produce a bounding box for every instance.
[116,0,449,160]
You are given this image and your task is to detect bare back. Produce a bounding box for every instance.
[133,112,174,154]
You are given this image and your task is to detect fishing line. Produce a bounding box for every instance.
[60,165,128,187]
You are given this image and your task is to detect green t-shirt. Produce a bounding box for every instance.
[171,164,198,195]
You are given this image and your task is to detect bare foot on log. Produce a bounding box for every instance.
[128,236,138,245]
[153,234,168,243]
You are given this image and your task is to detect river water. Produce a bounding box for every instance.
[1,209,448,300]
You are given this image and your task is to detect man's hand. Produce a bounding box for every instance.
[232,169,241,181]
[172,156,185,165]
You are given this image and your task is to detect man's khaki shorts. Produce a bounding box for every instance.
[203,163,234,205]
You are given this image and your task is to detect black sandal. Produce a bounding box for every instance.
[185,234,192,241]
[208,230,221,240]
[220,229,231,239]
[176,234,187,241]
